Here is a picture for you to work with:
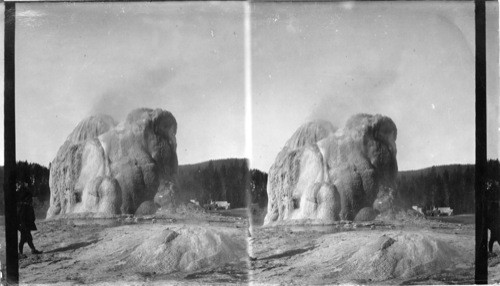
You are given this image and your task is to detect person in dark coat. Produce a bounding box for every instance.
[17,186,42,256]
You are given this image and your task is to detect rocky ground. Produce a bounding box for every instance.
[2,213,500,285]
[249,214,477,285]
[13,209,250,285]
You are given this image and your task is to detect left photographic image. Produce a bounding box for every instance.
[11,2,250,284]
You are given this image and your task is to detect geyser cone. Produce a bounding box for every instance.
[47,108,178,218]
[264,113,398,224]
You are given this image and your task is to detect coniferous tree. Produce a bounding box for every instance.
[3,159,499,216]
[394,162,499,215]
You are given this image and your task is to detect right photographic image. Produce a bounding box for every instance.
[248,1,499,284]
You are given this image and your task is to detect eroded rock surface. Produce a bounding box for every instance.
[264,114,398,224]
[47,108,178,218]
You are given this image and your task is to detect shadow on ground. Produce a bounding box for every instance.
[259,246,315,260]
[45,239,99,253]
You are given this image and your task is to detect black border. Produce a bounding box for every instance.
[3,0,491,284]
[6,0,245,2]
[475,0,487,283]
[248,0,495,1]
[4,2,18,284]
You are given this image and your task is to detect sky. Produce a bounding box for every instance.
[1,1,499,172]
[13,2,246,167]
[251,1,499,172]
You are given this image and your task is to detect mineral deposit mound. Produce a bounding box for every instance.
[264,114,398,224]
[47,108,178,218]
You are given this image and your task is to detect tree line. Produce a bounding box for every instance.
[0,159,254,213]
[248,160,500,215]
[0,161,51,215]
[1,159,499,215]
[176,158,250,208]
[249,169,268,208]
[396,160,500,214]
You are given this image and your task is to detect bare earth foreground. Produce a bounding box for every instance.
[250,215,477,285]
[2,213,500,284]
[17,210,249,285]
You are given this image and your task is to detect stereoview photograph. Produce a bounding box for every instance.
[9,2,250,284]
[0,0,499,285]
[248,1,498,285]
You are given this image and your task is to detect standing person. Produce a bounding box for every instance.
[17,185,42,257]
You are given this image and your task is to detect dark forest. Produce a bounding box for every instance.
[1,160,499,216]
